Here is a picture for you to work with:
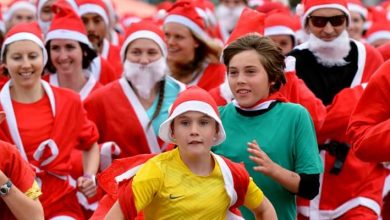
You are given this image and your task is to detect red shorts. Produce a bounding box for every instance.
[44,190,84,219]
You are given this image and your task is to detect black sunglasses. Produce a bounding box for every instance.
[308,15,347,28]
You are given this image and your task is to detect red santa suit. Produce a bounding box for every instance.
[347,60,390,220]
[0,141,39,220]
[101,39,123,77]
[0,80,99,219]
[91,56,121,85]
[187,61,226,91]
[43,72,102,101]
[289,39,387,219]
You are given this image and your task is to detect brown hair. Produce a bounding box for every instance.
[222,34,286,93]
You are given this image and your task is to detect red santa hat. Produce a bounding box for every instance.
[347,0,367,19]
[159,86,226,146]
[45,1,93,49]
[264,12,296,40]
[3,0,36,22]
[37,0,79,20]
[256,1,290,15]
[163,0,214,49]
[364,19,390,44]
[225,8,266,46]
[1,22,47,64]
[77,0,109,27]
[120,20,167,62]
[298,0,350,27]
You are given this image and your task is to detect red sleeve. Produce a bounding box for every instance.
[99,57,121,85]
[347,60,390,162]
[0,141,36,192]
[317,85,364,143]
[197,63,226,91]
[208,86,228,106]
[76,98,99,150]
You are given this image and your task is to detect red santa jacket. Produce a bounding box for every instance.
[0,80,99,207]
[193,62,226,91]
[294,41,386,219]
[347,59,390,162]
[91,56,122,85]
[101,39,123,77]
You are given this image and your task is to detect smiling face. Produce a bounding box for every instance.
[228,49,272,108]
[4,40,44,89]
[164,22,199,65]
[172,111,218,158]
[49,39,83,75]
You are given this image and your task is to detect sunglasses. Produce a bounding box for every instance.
[308,15,347,28]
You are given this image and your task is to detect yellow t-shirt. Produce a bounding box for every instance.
[25,181,42,200]
[132,148,264,219]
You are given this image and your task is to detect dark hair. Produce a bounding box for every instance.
[223,35,286,93]
[45,41,97,73]
[147,79,165,129]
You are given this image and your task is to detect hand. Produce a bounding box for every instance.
[77,175,97,198]
[247,140,277,177]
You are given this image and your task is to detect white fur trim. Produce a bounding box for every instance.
[350,40,366,87]
[284,56,296,72]
[348,3,367,18]
[45,29,93,49]
[50,216,76,220]
[164,14,210,43]
[100,142,121,171]
[159,100,226,146]
[1,33,48,65]
[120,30,167,61]
[79,4,109,26]
[119,78,161,153]
[302,4,350,27]
[366,31,390,44]
[3,2,36,22]
[115,164,143,183]
[265,26,295,37]
[33,139,59,166]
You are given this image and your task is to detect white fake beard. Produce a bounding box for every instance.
[123,57,167,99]
[308,30,351,67]
[215,4,244,33]
[38,20,51,35]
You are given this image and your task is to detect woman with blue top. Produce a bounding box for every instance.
[84,20,185,169]
[212,34,323,220]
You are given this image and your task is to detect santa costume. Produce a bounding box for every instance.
[287,0,386,218]
[84,20,185,169]
[0,23,99,219]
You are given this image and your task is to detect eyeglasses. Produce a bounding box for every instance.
[308,15,347,28]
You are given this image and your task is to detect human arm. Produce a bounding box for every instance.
[105,201,124,220]
[251,196,277,220]
[78,142,100,198]
[247,140,300,194]
[0,170,44,220]
[347,60,390,162]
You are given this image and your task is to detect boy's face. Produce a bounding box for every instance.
[172,111,218,157]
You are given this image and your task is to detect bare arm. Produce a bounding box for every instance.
[0,171,44,220]
[248,140,300,194]
[105,201,125,220]
[251,196,277,220]
[78,142,100,197]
